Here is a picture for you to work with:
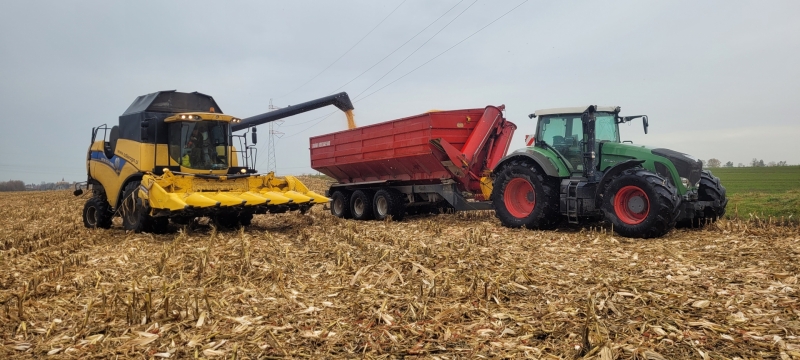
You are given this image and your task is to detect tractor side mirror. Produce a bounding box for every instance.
[141,119,150,141]
[643,116,649,134]
[251,127,258,144]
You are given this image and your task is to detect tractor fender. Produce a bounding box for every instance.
[595,159,645,201]
[493,150,560,178]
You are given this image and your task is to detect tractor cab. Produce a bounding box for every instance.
[529,106,648,179]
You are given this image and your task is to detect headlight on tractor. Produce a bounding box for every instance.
[680,177,690,188]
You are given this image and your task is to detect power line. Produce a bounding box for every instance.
[352,0,480,100]
[328,0,466,94]
[277,0,408,100]
[279,0,529,140]
[356,0,529,102]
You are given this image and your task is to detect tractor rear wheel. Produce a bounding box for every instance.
[83,196,112,229]
[330,190,352,218]
[492,160,560,230]
[602,168,679,238]
[373,189,405,221]
[350,190,375,220]
[121,181,166,233]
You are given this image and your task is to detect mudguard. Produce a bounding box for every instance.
[493,150,561,178]
[595,159,645,201]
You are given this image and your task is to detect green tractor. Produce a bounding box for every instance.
[491,105,727,238]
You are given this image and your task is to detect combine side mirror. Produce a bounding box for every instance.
[251,127,258,144]
[643,116,649,134]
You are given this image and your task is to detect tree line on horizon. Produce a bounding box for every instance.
[0,180,74,192]
[704,158,790,168]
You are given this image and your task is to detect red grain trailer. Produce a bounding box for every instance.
[310,106,516,220]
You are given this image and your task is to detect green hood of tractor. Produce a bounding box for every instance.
[600,142,703,194]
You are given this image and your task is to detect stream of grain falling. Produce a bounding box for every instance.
[345,109,357,129]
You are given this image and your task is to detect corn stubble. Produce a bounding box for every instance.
[1,179,799,359]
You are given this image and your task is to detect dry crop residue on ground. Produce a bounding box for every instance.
[1,177,799,359]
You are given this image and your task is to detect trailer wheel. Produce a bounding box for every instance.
[350,190,375,220]
[492,160,560,229]
[602,168,679,238]
[373,189,405,221]
[121,181,162,233]
[83,196,112,229]
[330,191,352,218]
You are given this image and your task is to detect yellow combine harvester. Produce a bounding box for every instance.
[76,90,354,232]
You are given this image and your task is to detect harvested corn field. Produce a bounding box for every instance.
[1,177,799,359]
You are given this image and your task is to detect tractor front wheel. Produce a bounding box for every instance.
[492,160,560,230]
[83,196,112,229]
[602,168,679,238]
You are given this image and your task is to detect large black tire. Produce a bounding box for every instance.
[83,196,113,229]
[350,190,375,220]
[330,190,352,219]
[213,213,241,229]
[698,170,727,221]
[373,189,406,221]
[492,160,561,230]
[601,168,679,238]
[121,181,165,233]
[239,212,254,226]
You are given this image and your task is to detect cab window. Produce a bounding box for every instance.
[168,121,230,170]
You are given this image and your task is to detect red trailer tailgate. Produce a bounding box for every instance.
[310,109,485,184]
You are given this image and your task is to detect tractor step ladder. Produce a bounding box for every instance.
[566,180,581,224]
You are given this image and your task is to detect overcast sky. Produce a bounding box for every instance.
[1,1,798,183]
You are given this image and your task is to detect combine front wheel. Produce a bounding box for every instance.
[121,181,163,233]
[492,160,560,229]
[602,168,679,238]
[83,197,112,229]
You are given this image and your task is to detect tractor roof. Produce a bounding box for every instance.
[122,90,222,115]
[534,105,620,117]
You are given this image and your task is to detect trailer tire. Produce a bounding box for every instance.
[330,191,352,219]
[601,168,679,238]
[373,189,405,221]
[679,170,728,228]
[492,159,560,230]
[83,196,113,229]
[350,190,375,220]
[121,181,160,233]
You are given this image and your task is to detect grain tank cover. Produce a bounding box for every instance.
[118,91,223,144]
[122,91,222,115]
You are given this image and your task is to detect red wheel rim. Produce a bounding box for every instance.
[504,178,536,218]
[613,185,650,225]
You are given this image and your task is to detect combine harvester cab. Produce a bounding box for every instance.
[311,105,516,220]
[77,91,352,232]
